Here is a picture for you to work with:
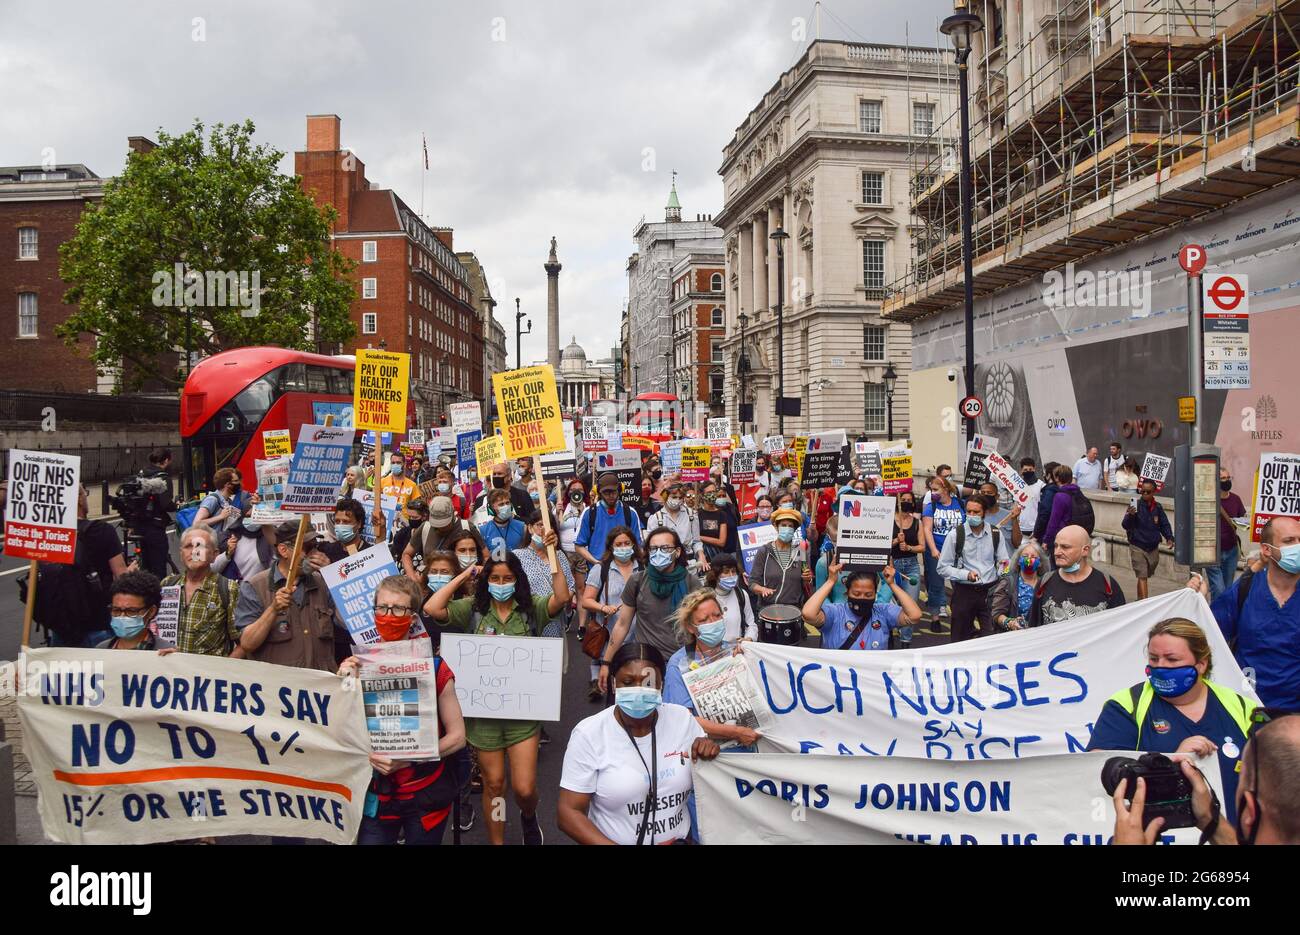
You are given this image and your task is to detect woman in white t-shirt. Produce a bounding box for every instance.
[557,642,720,845]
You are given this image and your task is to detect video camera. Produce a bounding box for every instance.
[108,473,170,527]
[1101,753,1198,830]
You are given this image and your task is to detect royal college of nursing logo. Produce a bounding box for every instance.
[841,499,862,518]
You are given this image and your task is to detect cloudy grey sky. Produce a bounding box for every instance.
[1,0,952,365]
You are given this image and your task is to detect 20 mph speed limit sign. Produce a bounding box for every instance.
[960,396,984,420]
[1202,273,1250,389]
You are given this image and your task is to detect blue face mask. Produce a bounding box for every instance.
[242,519,260,532]
[428,574,453,591]
[488,582,516,602]
[1147,665,1199,697]
[1273,543,1300,574]
[457,552,478,569]
[715,497,729,507]
[390,465,403,476]
[530,491,540,501]
[696,620,727,647]
[496,505,514,521]
[717,575,738,591]
[111,615,147,638]
[531,534,545,550]
[437,483,451,494]
[613,546,635,562]
[649,549,674,569]
[969,515,984,527]
[336,524,357,543]
[615,686,662,719]
[777,526,796,543]
[1062,561,1082,574]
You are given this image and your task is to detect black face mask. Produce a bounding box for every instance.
[1221,480,1232,492]
[1022,471,1037,484]
[492,476,507,489]
[230,483,242,495]
[847,597,874,618]
[899,500,915,513]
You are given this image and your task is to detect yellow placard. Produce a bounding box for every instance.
[262,429,292,457]
[493,365,565,458]
[790,436,809,482]
[681,444,711,481]
[475,434,506,471]
[353,348,410,433]
[881,452,914,494]
[1178,396,1197,424]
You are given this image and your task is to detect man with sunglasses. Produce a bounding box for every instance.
[1114,708,1300,845]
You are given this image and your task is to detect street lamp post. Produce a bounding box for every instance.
[883,362,898,440]
[941,2,983,449]
[769,228,789,434]
[737,311,749,434]
[514,297,531,370]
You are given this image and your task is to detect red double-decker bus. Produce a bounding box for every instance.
[179,347,357,497]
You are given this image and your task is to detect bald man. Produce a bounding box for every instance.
[1028,524,1125,627]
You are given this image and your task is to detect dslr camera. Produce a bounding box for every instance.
[1101,752,1197,830]
[108,473,170,527]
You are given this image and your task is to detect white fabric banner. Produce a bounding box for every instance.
[16,648,372,844]
[740,590,1254,757]
[694,750,1222,845]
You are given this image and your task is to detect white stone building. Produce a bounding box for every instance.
[714,39,952,440]
[538,337,616,417]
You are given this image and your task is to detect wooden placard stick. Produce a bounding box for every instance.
[537,477,558,573]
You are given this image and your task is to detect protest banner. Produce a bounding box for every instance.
[681,444,711,482]
[707,418,731,441]
[682,655,772,745]
[354,641,440,760]
[986,451,1030,506]
[449,401,482,435]
[540,421,578,481]
[457,429,482,474]
[1253,451,1300,541]
[835,494,896,570]
[493,365,565,458]
[475,434,506,473]
[262,428,292,457]
[353,490,399,548]
[281,425,353,512]
[4,448,79,564]
[800,433,844,490]
[789,436,809,481]
[16,648,372,844]
[154,585,181,648]
[740,589,1252,758]
[735,481,761,523]
[1140,453,1173,493]
[406,428,426,447]
[441,633,564,721]
[658,439,683,473]
[737,522,777,573]
[353,348,410,433]
[581,416,609,453]
[763,435,786,456]
[621,434,658,453]
[319,542,410,644]
[742,434,756,449]
[730,448,758,483]
[881,449,914,495]
[593,449,642,507]
[694,749,1221,846]
[853,441,883,476]
[964,434,999,487]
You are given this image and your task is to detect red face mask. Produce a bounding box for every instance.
[375,613,413,641]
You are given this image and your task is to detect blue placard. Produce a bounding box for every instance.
[312,401,354,428]
[457,430,482,471]
[360,430,393,447]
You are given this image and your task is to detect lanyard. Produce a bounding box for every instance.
[621,712,659,846]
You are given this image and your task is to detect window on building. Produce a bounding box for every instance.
[859,100,882,133]
[18,227,38,259]
[711,307,724,327]
[362,240,377,262]
[710,370,724,401]
[362,312,377,334]
[710,272,723,291]
[862,240,885,289]
[863,324,887,362]
[864,383,886,433]
[711,339,723,363]
[861,171,884,205]
[362,277,377,299]
[18,293,37,337]
[913,102,936,136]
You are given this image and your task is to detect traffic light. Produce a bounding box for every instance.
[439,413,447,426]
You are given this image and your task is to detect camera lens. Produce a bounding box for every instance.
[1100,756,1137,797]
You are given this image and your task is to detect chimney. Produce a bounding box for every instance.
[306,114,341,152]
[127,136,158,156]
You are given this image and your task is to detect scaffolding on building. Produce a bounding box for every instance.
[885,0,1300,319]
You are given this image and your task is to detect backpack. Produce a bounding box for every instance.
[1029,568,1113,626]
[584,503,633,542]
[1229,568,1256,654]
[1068,489,1096,534]
[17,519,111,644]
[953,525,1001,566]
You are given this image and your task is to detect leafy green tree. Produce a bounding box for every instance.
[59,119,356,390]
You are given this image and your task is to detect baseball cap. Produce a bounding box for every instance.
[429,496,456,529]
[597,472,620,492]
[274,521,321,548]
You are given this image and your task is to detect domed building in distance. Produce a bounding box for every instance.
[543,336,616,415]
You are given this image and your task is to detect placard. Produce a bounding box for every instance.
[737,522,777,573]
[262,429,292,457]
[835,494,896,570]
[593,449,642,508]
[708,418,731,441]
[281,425,353,513]
[17,648,372,845]
[3,449,80,562]
[354,640,439,760]
[539,421,578,481]
[320,543,408,645]
[730,448,758,483]
[681,445,712,483]
[762,435,786,456]
[881,449,914,496]
[853,441,883,476]
[354,348,410,433]
[406,428,426,447]
[800,442,843,490]
[658,440,683,473]
[789,436,809,481]
[964,434,999,488]
[581,416,609,453]
[1140,453,1172,492]
[1252,451,1300,541]
[475,434,506,472]
[450,401,482,435]
[154,585,181,648]
[353,490,400,547]
[457,430,482,473]
[493,365,565,458]
[441,633,564,721]
[985,451,1030,506]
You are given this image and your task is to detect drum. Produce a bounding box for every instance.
[758,603,803,645]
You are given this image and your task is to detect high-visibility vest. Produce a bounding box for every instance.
[1106,678,1255,747]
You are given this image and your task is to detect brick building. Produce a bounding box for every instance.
[668,251,725,416]
[295,114,484,427]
